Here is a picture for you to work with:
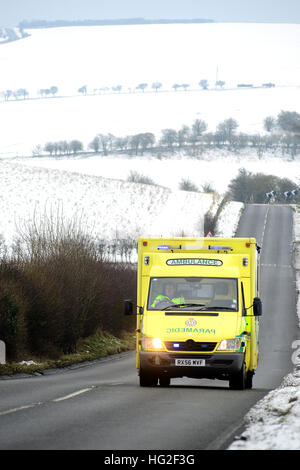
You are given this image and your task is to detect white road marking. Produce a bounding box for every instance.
[53,387,94,402]
[0,386,95,416]
[0,403,42,416]
[260,206,270,250]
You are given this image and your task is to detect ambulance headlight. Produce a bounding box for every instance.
[217,338,242,351]
[142,337,164,350]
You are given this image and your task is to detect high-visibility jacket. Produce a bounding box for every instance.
[151,295,185,308]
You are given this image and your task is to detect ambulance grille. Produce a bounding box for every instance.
[164,341,217,352]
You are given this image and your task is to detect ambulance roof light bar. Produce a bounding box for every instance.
[207,245,233,251]
[157,245,175,250]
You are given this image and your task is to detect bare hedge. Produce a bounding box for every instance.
[0,228,136,361]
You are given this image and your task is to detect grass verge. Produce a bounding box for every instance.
[0,330,136,376]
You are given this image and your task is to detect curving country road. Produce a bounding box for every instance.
[0,204,298,450]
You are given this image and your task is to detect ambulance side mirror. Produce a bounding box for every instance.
[253,297,262,316]
[124,300,133,315]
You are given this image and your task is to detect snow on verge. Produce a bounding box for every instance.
[228,207,300,450]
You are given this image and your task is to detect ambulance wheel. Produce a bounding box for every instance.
[229,363,246,390]
[139,368,158,387]
[245,370,254,389]
[159,375,171,387]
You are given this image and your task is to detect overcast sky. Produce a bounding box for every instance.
[1,0,300,27]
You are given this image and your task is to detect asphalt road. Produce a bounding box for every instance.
[236,204,298,390]
[0,204,298,450]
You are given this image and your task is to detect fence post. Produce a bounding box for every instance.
[0,340,6,364]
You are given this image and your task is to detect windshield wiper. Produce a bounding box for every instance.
[162,303,206,311]
[161,303,235,311]
[205,306,235,311]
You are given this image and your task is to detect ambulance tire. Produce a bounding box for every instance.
[245,370,254,389]
[229,362,246,390]
[139,368,158,387]
[159,376,171,387]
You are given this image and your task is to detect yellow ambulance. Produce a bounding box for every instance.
[124,237,262,389]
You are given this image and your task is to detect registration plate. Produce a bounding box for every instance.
[175,359,206,367]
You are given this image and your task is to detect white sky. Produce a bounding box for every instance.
[1,0,300,27]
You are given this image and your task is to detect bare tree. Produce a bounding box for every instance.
[263,116,276,133]
[44,142,55,155]
[16,88,29,99]
[277,111,300,134]
[172,84,181,92]
[112,85,122,93]
[216,80,225,88]
[181,83,190,91]
[57,140,70,155]
[139,133,155,155]
[192,119,207,137]
[4,90,13,100]
[177,125,190,148]
[216,118,239,144]
[199,79,209,90]
[50,86,58,96]
[70,140,83,154]
[136,83,148,92]
[88,136,100,153]
[160,129,178,151]
[98,134,111,156]
[114,136,129,152]
[152,82,162,92]
[78,85,87,95]
[129,135,141,155]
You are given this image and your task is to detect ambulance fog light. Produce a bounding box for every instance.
[217,338,242,351]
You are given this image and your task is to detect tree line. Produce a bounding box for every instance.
[0,80,275,102]
[38,110,300,158]
[1,86,59,101]
[228,168,300,204]
[19,18,214,29]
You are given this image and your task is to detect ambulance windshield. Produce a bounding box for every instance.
[148,277,238,311]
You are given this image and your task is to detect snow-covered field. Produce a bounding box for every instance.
[1,23,300,156]
[0,159,244,252]
[13,151,300,195]
[2,86,300,157]
[2,23,300,92]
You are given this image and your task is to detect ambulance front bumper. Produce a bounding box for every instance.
[139,351,244,379]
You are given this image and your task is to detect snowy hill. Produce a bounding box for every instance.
[0,160,243,251]
[14,151,300,195]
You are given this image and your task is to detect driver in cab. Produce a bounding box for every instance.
[151,283,185,308]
